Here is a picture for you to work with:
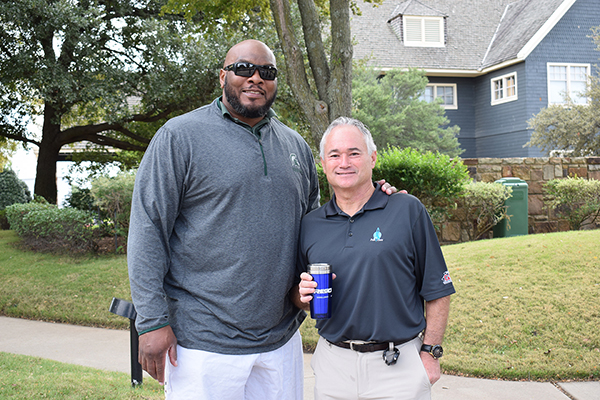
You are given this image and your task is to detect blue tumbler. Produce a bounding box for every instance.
[308,263,332,319]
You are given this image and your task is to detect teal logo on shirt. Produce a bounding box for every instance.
[290,153,302,173]
[370,227,383,242]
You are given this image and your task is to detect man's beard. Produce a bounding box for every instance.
[223,77,277,119]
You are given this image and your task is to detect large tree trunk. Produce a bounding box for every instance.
[328,0,353,119]
[270,0,331,149]
[34,104,63,204]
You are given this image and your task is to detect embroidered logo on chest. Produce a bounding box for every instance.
[290,153,302,173]
[370,227,383,242]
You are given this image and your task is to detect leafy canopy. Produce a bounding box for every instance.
[352,67,463,158]
[0,0,229,202]
[0,0,224,143]
[526,27,600,156]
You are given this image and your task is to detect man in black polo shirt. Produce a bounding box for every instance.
[294,117,455,400]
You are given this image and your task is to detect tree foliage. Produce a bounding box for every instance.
[352,67,463,157]
[0,139,17,170]
[0,0,226,203]
[165,0,379,151]
[527,27,600,156]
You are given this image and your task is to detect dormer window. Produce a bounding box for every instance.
[388,0,447,48]
[403,16,444,47]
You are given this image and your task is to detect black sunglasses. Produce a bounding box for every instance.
[223,62,278,81]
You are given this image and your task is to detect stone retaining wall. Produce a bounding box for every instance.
[439,157,600,244]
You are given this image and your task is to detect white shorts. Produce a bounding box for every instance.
[164,330,303,400]
[311,336,431,400]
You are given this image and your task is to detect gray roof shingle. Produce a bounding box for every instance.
[482,0,566,68]
[390,0,447,17]
[351,0,572,73]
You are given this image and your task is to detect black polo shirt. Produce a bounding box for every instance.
[298,183,455,343]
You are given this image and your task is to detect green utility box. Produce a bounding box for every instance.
[493,178,529,237]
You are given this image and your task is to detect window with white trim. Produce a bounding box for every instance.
[420,84,457,109]
[403,16,444,47]
[491,72,518,105]
[547,63,589,105]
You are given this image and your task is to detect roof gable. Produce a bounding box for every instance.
[351,0,577,74]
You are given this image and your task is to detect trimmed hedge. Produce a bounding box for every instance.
[373,147,470,209]
[317,147,470,216]
[5,202,100,253]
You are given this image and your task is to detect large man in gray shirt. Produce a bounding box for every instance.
[128,40,319,399]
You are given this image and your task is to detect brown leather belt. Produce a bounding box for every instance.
[327,337,416,353]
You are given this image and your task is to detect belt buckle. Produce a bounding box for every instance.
[348,340,361,351]
[345,340,371,351]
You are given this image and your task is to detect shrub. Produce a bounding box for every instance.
[544,177,600,230]
[316,147,471,224]
[373,147,470,224]
[458,182,513,240]
[5,201,100,253]
[64,185,110,221]
[0,168,31,210]
[90,172,135,237]
[0,209,9,230]
[316,163,331,204]
[5,201,54,234]
[63,186,94,211]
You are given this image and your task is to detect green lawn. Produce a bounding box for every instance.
[0,352,164,399]
[0,231,132,329]
[1,229,599,381]
[441,230,600,380]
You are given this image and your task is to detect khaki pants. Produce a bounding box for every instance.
[311,336,431,400]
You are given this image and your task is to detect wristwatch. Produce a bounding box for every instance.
[420,344,443,359]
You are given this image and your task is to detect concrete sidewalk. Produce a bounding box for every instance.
[1,316,598,400]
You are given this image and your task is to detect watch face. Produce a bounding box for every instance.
[432,345,443,358]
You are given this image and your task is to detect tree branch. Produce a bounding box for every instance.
[0,131,41,147]
[74,134,147,152]
[60,106,175,146]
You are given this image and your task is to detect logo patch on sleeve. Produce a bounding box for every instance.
[441,271,453,285]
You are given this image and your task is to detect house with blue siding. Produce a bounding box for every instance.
[351,0,600,158]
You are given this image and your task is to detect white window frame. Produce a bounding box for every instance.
[491,72,518,105]
[547,63,590,105]
[421,83,457,110]
[403,16,444,48]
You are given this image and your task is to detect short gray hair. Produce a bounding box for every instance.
[319,117,377,159]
